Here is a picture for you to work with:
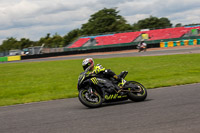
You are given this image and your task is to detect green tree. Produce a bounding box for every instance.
[37,33,64,48]
[37,33,53,48]
[63,29,81,46]
[175,23,182,27]
[51,33,64,47]
[0,37,18,52]
[18,38,33,49]
[81,8,132,35]
[133,16,172,30]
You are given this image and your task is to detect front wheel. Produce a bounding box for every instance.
[78,89,103,108]
[127,81,147,102]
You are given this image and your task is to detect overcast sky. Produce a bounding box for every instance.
[0,0,200,44]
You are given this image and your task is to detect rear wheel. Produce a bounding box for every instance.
[78,89,103,108]
[127,81,147,102]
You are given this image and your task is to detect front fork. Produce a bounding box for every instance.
[88,87,105,100]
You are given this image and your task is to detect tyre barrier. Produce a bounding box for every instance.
[160,39,200,48]
[0,55,21,62]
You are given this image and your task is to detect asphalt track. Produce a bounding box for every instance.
[0,83,200,133]
[1,46,200,133]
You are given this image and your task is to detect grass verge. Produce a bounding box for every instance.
[0,53,200,106]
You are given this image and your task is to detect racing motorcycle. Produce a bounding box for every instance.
[137,45,147,52]
[77,68,147,108]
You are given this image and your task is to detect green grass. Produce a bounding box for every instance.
[0,54,200,106]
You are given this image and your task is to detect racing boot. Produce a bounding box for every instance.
[113,72,128,93]
[115,78,127,94]
[117,71,128,89]
[118,78,127,89]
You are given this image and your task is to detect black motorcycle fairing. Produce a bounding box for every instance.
[79,75,119,98]
[79,78,104,97]
[90,77,118,96]
[96,78,117,92]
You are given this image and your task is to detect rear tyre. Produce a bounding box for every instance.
[127,81,147,102]
[78,89,102,108]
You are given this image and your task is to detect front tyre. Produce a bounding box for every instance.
[127,81,147,102]
[78,89,103,108]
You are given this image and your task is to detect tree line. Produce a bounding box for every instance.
[0,8,198,52]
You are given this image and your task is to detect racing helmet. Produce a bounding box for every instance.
[82,58,94,71]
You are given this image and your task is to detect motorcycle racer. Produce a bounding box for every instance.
[78,58,147,108]
[82,58,126,91]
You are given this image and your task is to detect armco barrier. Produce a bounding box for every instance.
[7,56,21,61]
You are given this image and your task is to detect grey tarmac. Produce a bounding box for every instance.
[0,83,200,133]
